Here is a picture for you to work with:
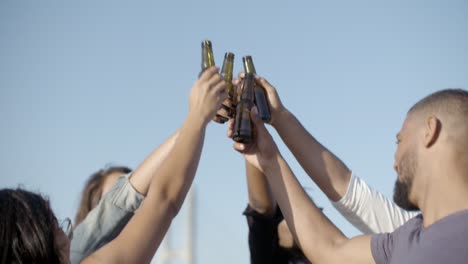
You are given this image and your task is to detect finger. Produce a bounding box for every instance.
[256,76,275,94]
[250,106,262,125]
[235,80,243,98]
[226,118,235,137]
[221,97,235,110]
[233,142,246,152]
[213,115,226,124]
[220,89,229,101]
[250,107,268,134]
[212,79,228,96]
[216,105,230,119]
[228,117,235,130]
[256,77,279,109]
[214,114,228,124]
[235,73,245,95]
[224,98,236,117]
[199,66,219,81]
[208,72,223,87]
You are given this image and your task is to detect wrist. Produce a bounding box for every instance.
[271,107,292,129]
[259,152,282,175]
[186,112,209,130]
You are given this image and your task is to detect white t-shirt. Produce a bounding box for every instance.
[332,173,418,234]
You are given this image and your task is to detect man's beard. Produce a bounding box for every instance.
[393,151,420,211]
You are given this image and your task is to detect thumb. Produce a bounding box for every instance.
[256,77,276,100]
[250,106,267,133]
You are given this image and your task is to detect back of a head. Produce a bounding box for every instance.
[74,166,131,226]
[409,88,468,154]
[0,188,62,264]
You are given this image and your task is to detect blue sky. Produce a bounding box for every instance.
[1,0,467,263]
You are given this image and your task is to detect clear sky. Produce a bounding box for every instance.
[1,0,467,263]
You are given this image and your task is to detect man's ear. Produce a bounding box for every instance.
[424,115,441,148]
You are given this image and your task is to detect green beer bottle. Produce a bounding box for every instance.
[243,56,271,122]
[232,73,255,143]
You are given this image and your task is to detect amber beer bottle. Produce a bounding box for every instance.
[200,40,227,123]
[200,40,215,76]
[232,73,255,143]
[243,56,271,122]
[220,52,235,118]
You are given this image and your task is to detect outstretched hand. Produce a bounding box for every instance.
[228,106,280,172]
[233,73,288,127]
[189,66,228,125]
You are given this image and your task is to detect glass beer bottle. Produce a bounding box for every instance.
[232,73,255,143]
[200,40,226,123]
[220,52,235,118]
[200,40,215,76]
[243,56,271,122]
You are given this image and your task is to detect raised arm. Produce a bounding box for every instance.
[234,108,375,264]
[256,76,416,232]
[245,160,276,216]
[253,76,350,201]
[244,160,288,264]
[83,66,227,264]
[129,130,179,196]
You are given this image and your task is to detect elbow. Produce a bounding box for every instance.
[152,188,184,220]
[163,198,181,220]
[164,195,185,220]
[149,175,192,219]
[301,233,349,263]
[249,202,276,217]
[331,235,349,249]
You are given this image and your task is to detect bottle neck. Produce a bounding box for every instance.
[243,56,257,74]
[202,50,215,69]
[201,41,215,70]
[239,74,255,101]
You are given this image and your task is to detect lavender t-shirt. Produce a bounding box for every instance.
[371,209,468,264]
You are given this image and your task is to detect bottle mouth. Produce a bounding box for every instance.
[202,40,212,47]
[225,52,234,59]
[242,56,256,74]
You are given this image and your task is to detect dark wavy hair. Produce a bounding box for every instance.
[74,166,132,226]
[0,188,62,264]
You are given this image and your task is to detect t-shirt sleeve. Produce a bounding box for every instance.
[70,173,145,264]
[371,215,422,264]
[331,172,418,234]
[371,232,394,264]
[243,205,293,264]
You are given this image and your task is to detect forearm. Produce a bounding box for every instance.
[129,130,180,195]
[246,160,276,216]
[273,110,351,201]
[263,153,348,263]
[146,113,205,216]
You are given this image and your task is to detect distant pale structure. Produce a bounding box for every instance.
[154,188,196,264]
